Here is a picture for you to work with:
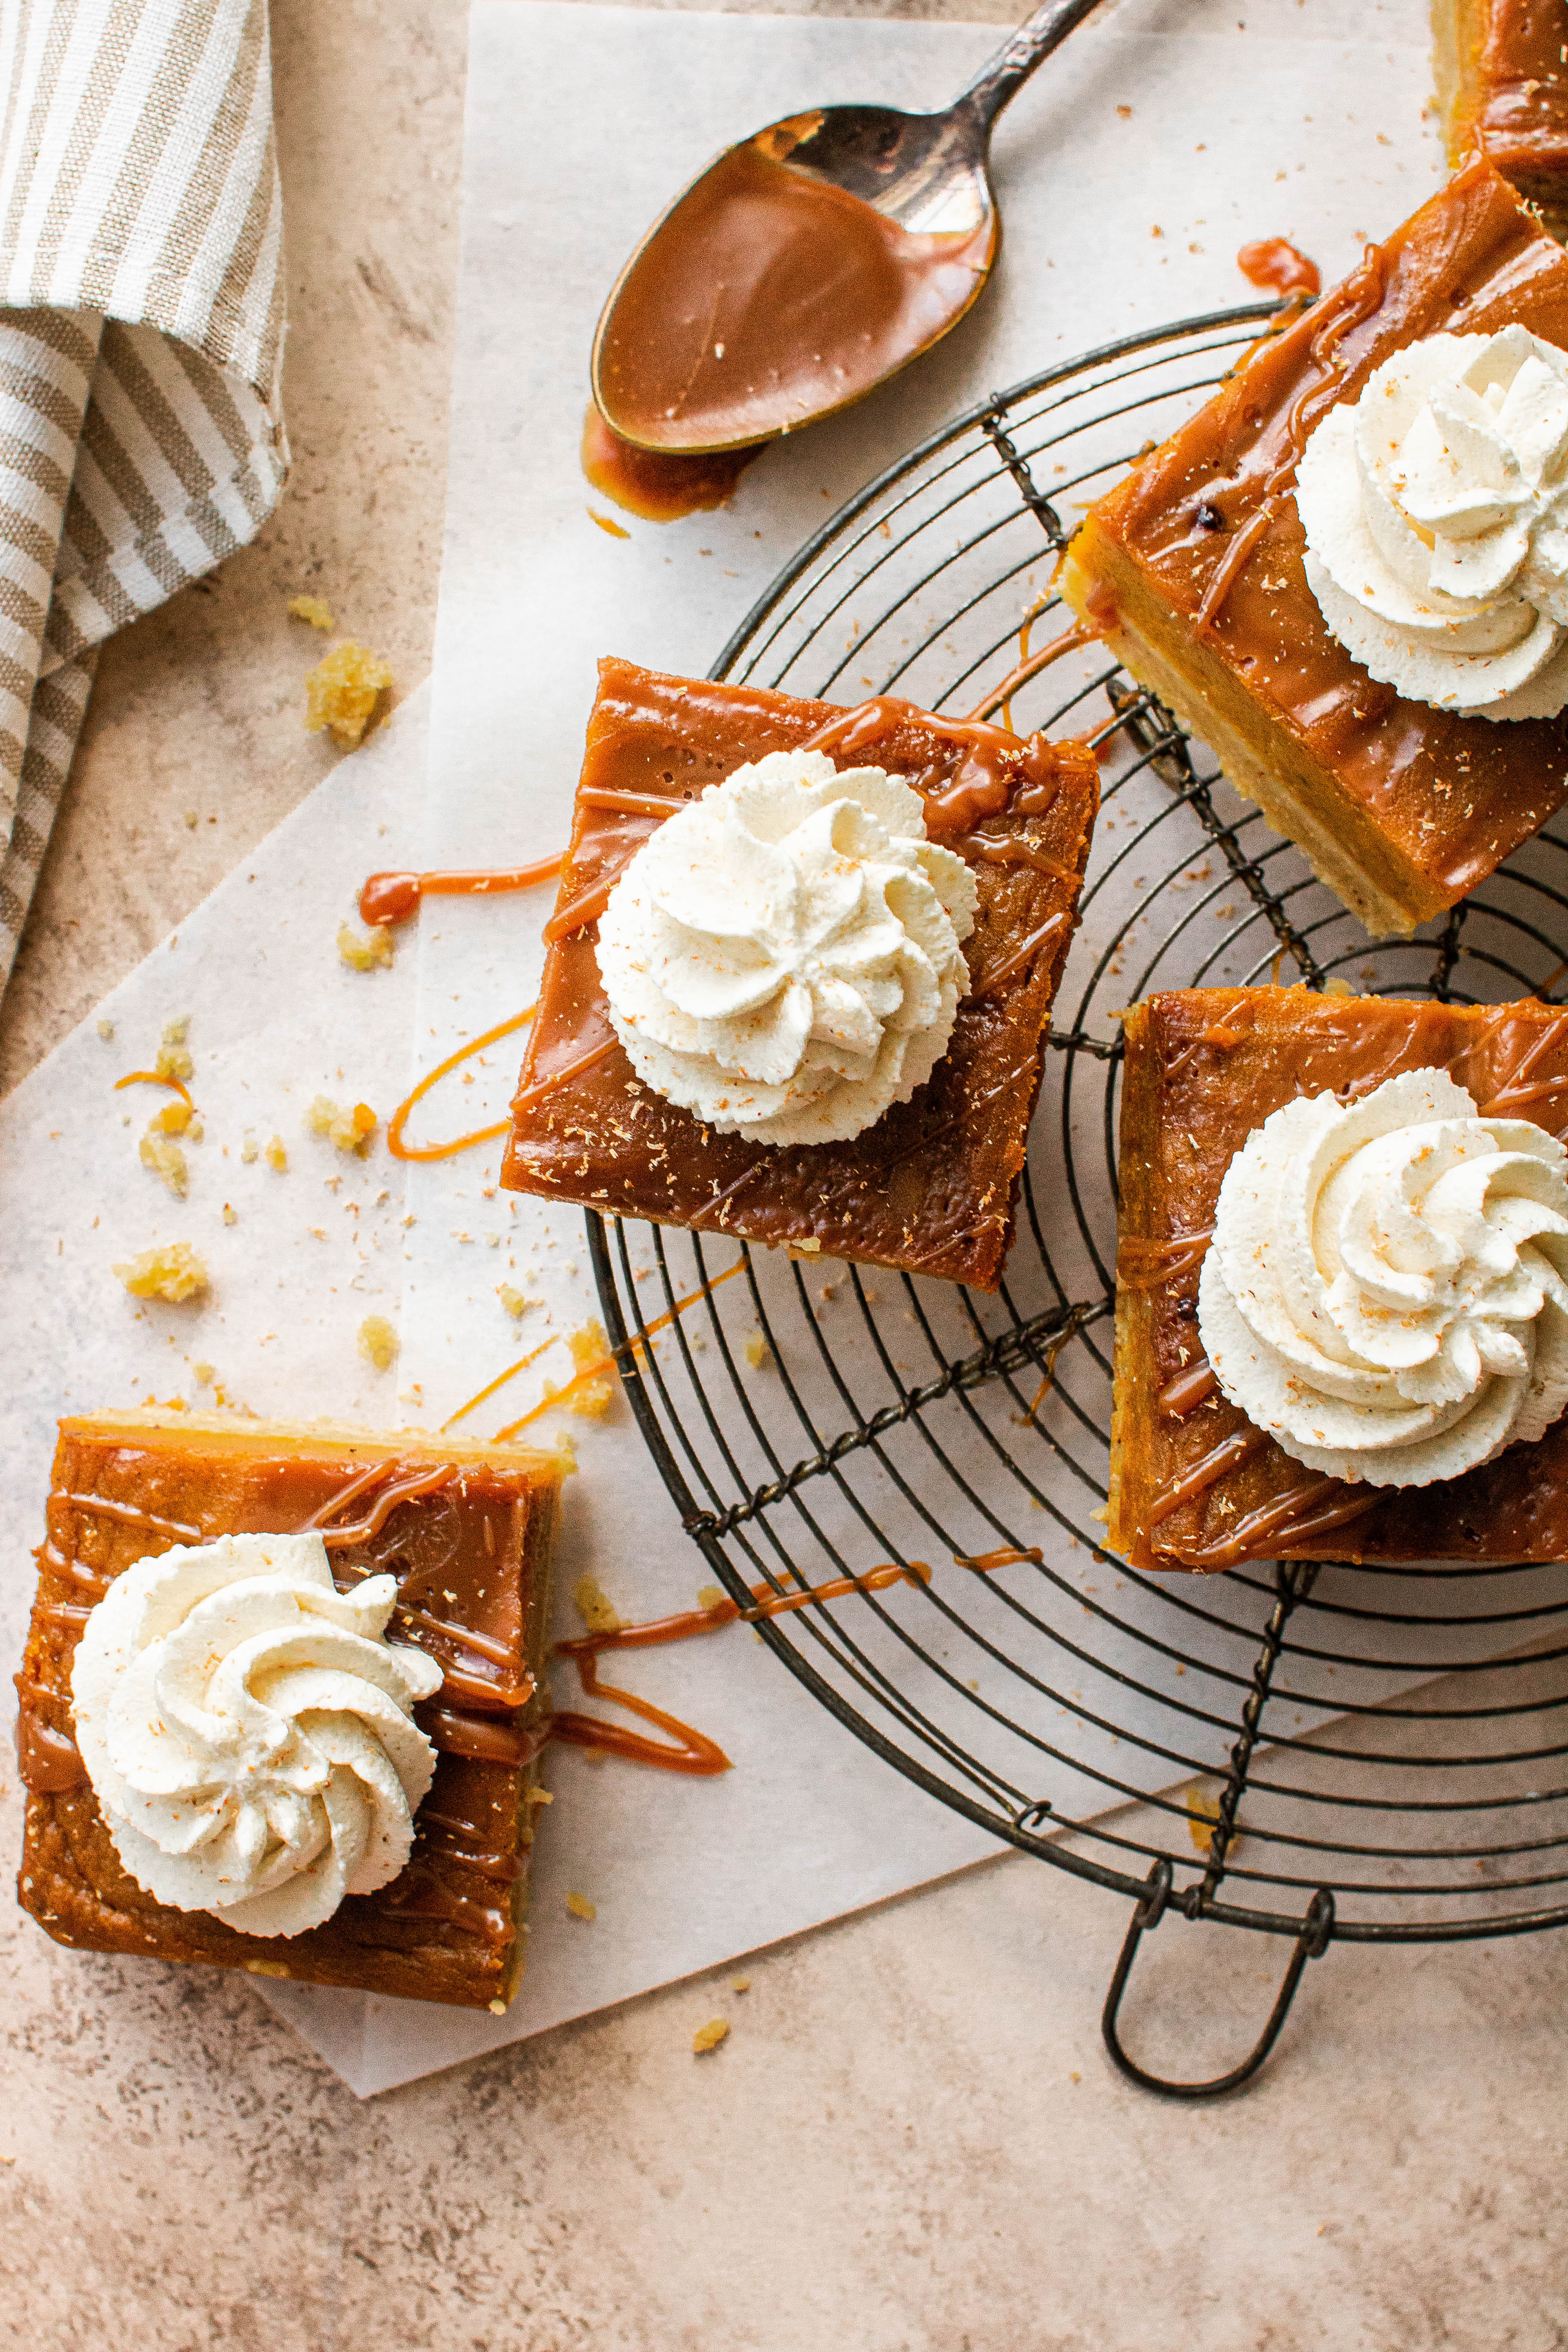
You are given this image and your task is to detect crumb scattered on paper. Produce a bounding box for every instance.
[358,1315,398,1371]
[692,2018,730,2055]
[498,1283,532,1319]
[573,1571,621,1634]
[264,1135,288,1172]
[114,1243,209,1303]
[96,1018,114,1040]
[1186,1787,1230,1855]
[337,921,394,971]
[155,1018,193,1083]
[305,641,393,748]
[742,1327,770,1369]
[538,1320,616,1420]
[193,1362,214,1385]
[138,1134,188,1197]
[730,1976,751,1994]
[697,1584,727,1613]
[305,1095,377,1155]
[566,1891,597,1922]
[240,1134,259,1164]
[289,593,335,630]
[149,1098,192,1134]
[222,1202,238,1225]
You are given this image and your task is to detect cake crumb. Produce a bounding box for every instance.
[498,1283,532,1319]
[742,1327,771,1370]
[222,1203,238,1225]
[358,1314,398,1372]
[96,1018,114,1040]
[149,1098,192,1135]
[573,1572,622,1634]
[524,1786,554,1806]
[242,1959,290,1978]
[566,1891,597,1922]
[337,920,394,972]
[139,1134,188,1198]
[114,1243,209,1303]
[305,1095,377,1156]
[264,1135,288,1172]
[545,1321,616,1418]
[1187,1787,1230,1855]
[692,2018,730,2055]
[193,1362,214,1385]
[697,1585,728,1613]
[289,594,335,631]
[730,1976,751,1994]
[488,1998,507,2014]
[305,641,394,748]
[183,810,199,829]
[155,1018,193,1083]
[788,1238,821,1259]
[240,1134,259,1165]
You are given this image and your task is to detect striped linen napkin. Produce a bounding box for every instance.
[0,0,287,989]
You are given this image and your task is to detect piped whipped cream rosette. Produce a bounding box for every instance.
[595,748,977,1147]
[71,1532,442,1936]
[1196,1068,1568,1487]
[1295,324,1568,718]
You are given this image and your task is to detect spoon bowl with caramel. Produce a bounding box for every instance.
[591,0,1100,459]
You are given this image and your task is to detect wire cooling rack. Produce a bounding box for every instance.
[585,303,1568,2095]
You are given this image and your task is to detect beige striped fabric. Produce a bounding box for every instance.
[0,0,287,984]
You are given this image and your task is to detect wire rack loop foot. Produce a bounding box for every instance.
[1100,1864,1336,2101]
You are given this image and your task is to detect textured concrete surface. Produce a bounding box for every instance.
[4,0,1568,2345]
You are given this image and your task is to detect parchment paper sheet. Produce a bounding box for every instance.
[2,0,1468,2100]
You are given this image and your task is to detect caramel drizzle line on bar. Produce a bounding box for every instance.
[1116,1230,1213,1290]
[510,1033,620,1116]
[1146,1426,1271,1526]
[1193,240,1388,639]
[1165,1013,1253,1080]
[51,1490,201,1542]
[1481,1020,1568,1117]
[1157,1358,1219,1417]
[973,911,1067,999]
[386,1004,537,1163]
[1182,1479,1381,1569]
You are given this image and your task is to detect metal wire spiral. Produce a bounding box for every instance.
[586,303,1568,1989]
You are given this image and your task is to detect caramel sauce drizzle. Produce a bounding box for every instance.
[1183,1478,1379,1569]
[114,1070,195,1110]
[1116,1230,1213,1290]
[386,1003,537,1164]
[1236,237,1321,300]
[973,911,1067,998]
[965,622,1100,728]
[1156,1359,1219,1418]
[1146,1426,1270,1526]
[1481,1021,1568,1118]
[359,854,565,930]
[51,1491,200,1542]
[1165,1013,1254,1080]
[1194,240,1388,638]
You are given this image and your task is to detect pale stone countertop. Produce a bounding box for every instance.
[4,3,1567,2345]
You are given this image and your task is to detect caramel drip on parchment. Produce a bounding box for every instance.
[965,622,1100,729]
[1117,1230,1213,1291]
[386,1004,537,1164]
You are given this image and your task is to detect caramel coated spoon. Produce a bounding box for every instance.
[591,0,1101,459]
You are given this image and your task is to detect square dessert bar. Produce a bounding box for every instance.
[1060,160,1568,937]
[503,658,1100,1291]
[1435,0,1568,220]
[1111,987,1568,1571]
[17,1412,561,2009]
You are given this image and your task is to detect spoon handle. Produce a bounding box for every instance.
[955,0,1103,134]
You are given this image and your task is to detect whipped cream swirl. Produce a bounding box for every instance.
[1295,325,1568,718]
[1196,1068,1568,1486]
[596,748,976,1146]
[71,1532,443,1936]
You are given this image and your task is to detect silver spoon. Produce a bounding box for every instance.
[592,0,1103,457]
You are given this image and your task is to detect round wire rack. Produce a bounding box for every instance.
[585,303,1568,2094]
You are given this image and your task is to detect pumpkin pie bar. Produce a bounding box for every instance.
[16,1411,561,2009]
[1059,159,1568,938]
[502,658,1100,1292]
[1111,986,1568,1571]
[1434,0,1568,221]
